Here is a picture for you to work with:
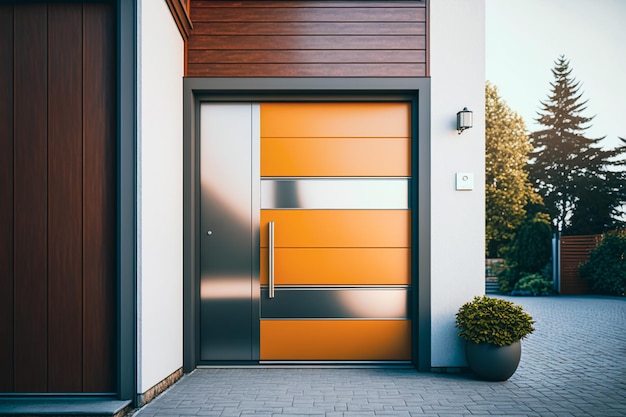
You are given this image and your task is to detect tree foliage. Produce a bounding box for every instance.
[513,273,553,296]
[510,213,553,274]
[569,137,626,234]
[485,82,542,257]
[529,56,626,234]
[498,213,553,294]
[579,230,626,296]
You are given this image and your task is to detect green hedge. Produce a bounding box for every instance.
[580,230,626,296]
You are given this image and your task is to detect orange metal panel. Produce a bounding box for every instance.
[257,102,413,361]
[260,320,411,360]
[261,102,411,138]
[261,210,410,248]
[260,248,410,285]
[261,137,410,177]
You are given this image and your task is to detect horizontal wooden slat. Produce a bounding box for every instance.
[191,22,426,36]
[261,248,410,285]
[262,102,411,138]
[189,50,426,64]
[193,1,425,8]
[260,320,411,360]
[191,7,425,22]
[188,35,424,50]
[187,63,426,77]
[261,137,411,176]
[261,210,411,248]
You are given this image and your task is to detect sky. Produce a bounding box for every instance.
[486,0,626,150]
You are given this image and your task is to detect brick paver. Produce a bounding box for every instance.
[134,296,626,416]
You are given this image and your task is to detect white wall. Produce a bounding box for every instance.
[137,0,184,393]
[429,0,486,367]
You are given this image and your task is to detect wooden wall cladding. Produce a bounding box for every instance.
[187,0,427,77]
[0,2,15,394]
[0,2,116,393]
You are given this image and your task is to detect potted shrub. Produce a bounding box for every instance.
[455,295,535,381]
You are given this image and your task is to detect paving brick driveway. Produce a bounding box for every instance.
[135,296,626,417]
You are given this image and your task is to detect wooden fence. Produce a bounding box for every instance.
[559,234,601,295]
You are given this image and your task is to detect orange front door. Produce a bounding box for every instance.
[259,102,412,361]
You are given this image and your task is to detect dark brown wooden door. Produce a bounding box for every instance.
[0,2,116,393]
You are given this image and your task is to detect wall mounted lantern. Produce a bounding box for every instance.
[456,107,473,134]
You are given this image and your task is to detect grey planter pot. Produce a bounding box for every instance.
[465,340,521,381]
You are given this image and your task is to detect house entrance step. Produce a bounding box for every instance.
[0,398,131,417]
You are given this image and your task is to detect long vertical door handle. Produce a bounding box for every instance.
[268,221,275,299]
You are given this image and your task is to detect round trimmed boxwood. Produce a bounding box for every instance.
[455,295,535,346]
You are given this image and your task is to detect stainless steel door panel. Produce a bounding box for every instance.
[200,103,259,361]
[260,287,410,319]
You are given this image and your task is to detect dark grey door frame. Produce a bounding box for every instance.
[183,78,432,372]
[117,0,138,405]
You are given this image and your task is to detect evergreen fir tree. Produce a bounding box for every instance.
[569,138,626,234]
[529,56,626,234]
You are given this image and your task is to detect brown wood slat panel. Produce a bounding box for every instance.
[13,3,48,392]
[192,22,425,36]
[0,4,14,392]
[83,2,116,393]
[188,35,424,50]
[193,1,425,8]
[560,235,600,295]
[191,7,425,22]
[47,4,83,392]
[189,50,425,64]
[187,63,426,77]
[187,1,427,77]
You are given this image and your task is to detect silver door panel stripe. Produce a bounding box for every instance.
[261,178,410,209]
